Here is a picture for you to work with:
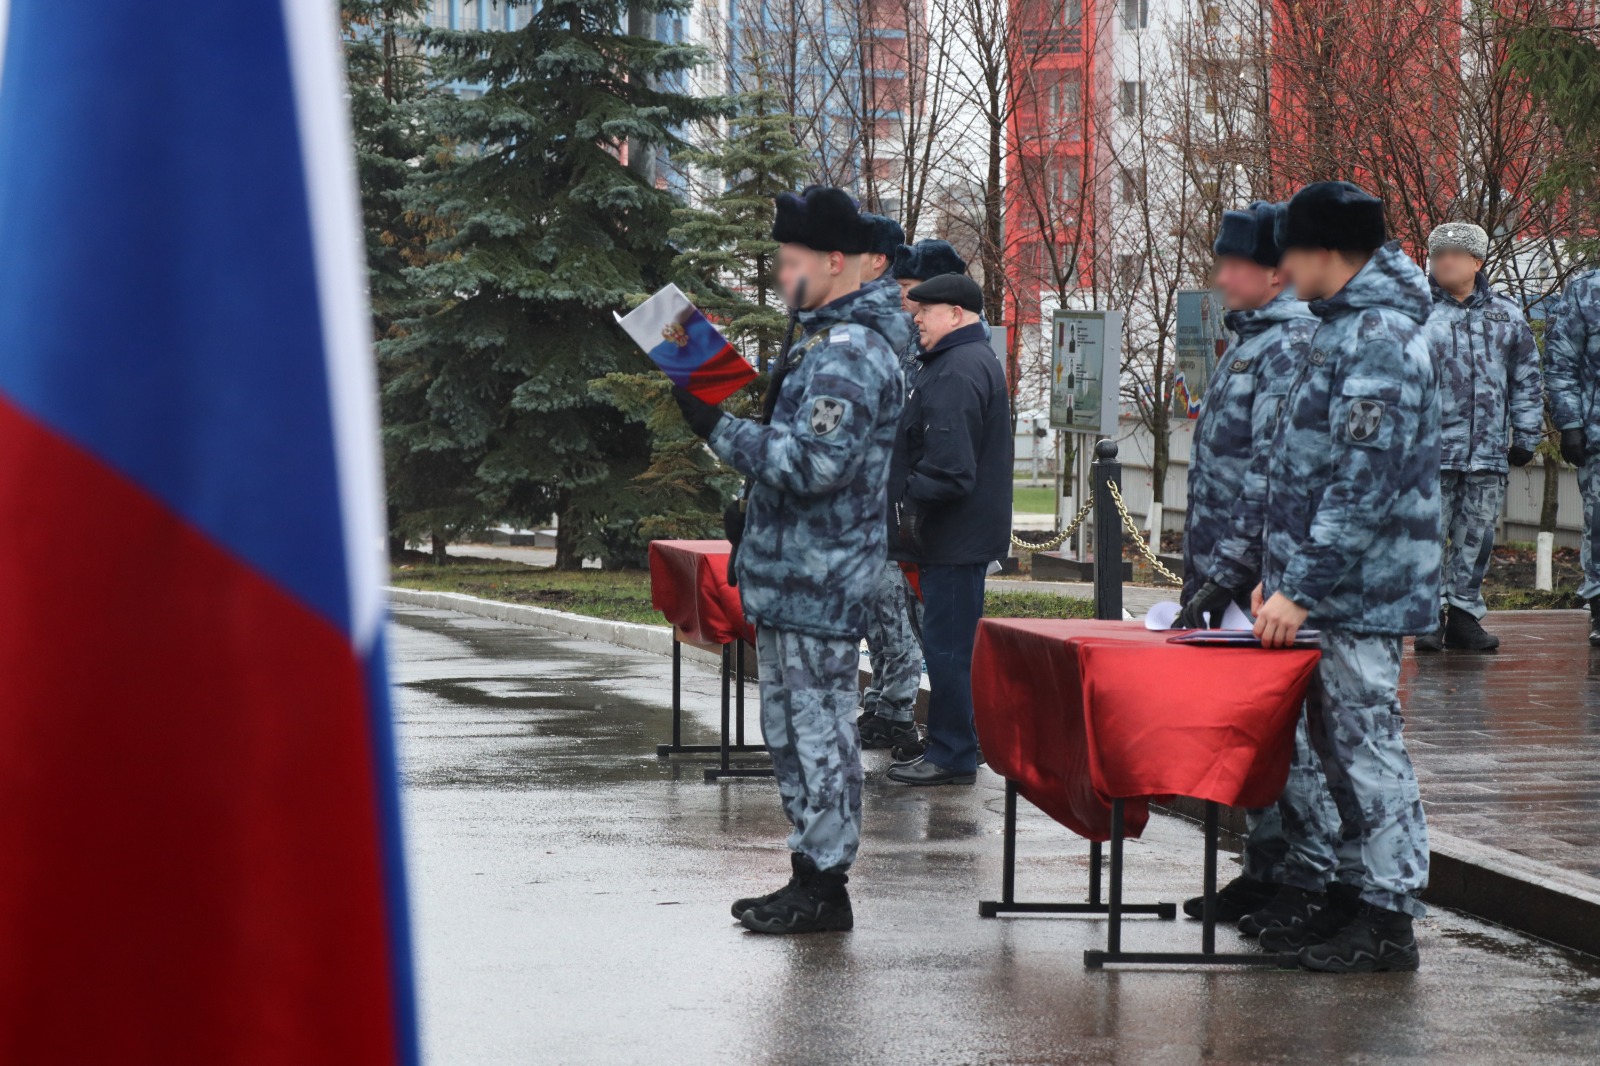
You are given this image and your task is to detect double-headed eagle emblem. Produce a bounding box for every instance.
[661,321,689,347]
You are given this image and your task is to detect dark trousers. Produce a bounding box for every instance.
[919,562,987,773]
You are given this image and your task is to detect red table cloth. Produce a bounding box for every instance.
[972,619,1320,842]
[648,539,756,647]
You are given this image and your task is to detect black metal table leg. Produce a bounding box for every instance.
[1085,796,1298,969]
[705,641,774,782]
[658,635,768,761]
[980,781,1173,919]
[735,640,746,747]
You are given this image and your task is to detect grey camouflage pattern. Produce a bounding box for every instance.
[1544,269,1600,433]
[1439,470,1506,618]
[1425,274,1542,473]
[1303,630,1430,918]
[1183,289,1318,598]
[1577,456,1600,601]
[1262,241,1443,635]
[861,562,922,723]
[1241,713,1342,892]
[710,287,904,640]
[756,627,864,872]
[851,275,919,379]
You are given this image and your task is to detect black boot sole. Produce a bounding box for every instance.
[1298,941,1420,973]
[740,906,853,934]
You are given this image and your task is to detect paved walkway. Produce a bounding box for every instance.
[1403,610,1600,884]
[391,605,1600,1066]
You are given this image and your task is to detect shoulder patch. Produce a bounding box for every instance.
[1347,399,1385,442]
[1229,358,1250,373]
[810,396,847,435]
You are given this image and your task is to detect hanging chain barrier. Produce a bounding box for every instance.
[1009,498,1093,553]
[1106,480,1182,586]
[1009,480,1182,587]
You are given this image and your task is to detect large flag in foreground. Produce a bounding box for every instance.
[0,3,415,1063]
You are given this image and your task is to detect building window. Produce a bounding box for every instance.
[428,0,450,27]
[1119,80,1146,118]
[1117,252,1144,287]
[1119,165,1146,203]
[1122,0,1148,31]
[1202,3,1221,29]
[1048,77,1082,125]
[1057,162,1080,205]
[1064,0,1084,23]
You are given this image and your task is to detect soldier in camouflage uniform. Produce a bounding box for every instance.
[1414,222,1542,653]
[1543,270,1600,646]
[1174,201,1342,937]
[852,213,924,751]
[672,186,903,934]
[1252,182,1438,973]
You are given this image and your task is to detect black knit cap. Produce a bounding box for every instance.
[1214,200,1286,267]
[906,273,983,313]
[891,239,968,281]
[860,212,906,258]
[771,185,874,254]
[1277,181,1387,253]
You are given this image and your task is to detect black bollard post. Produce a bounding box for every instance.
[1092,438,1122,621]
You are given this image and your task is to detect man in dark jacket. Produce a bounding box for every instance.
[883,273,1013,785]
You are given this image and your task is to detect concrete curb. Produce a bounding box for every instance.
[386,587,928,707]
[1156,797,1600,958]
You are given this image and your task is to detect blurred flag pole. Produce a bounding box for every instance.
[0,2,416,1063]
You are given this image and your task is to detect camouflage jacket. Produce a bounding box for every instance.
[1262,241,1442,635]
[1546,270,1600,433]
[850,275,919,381]
[1424,273,1542,473]
[709,287,904,640]
[1183,290,1318,600]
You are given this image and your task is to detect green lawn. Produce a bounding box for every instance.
[1013,486,1056,514]
[391,560,1094,625]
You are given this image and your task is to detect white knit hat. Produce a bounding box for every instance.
[1428,221,1488,261]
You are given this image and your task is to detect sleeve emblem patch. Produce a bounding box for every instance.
[810,397,846,435]
[1347,399,1385,441]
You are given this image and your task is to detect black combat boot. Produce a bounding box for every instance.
[1589,598,1600,648]
[1182,874,1275,922]
[740,859,853,934]
[1443,606,1499,651]
[890,731,928,764]
[1298,902,1420,973]
[1414,609,1446,653]
[857,711,919,751]
[731,852,808,919]
[1238,884,1326,937]
[1259,882,1360,952]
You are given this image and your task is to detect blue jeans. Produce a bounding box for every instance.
[919,562,987,774]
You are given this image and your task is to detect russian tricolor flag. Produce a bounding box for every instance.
[0,3,415,1063]
[616,284,757,404]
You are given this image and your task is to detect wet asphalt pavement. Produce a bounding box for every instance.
[390,606,1600,1066]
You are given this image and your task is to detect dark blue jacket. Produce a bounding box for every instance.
[888,321,1013,565]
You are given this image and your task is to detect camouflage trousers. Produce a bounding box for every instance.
[1578,457,1600,602]
[1301,630,1430,918]
[755,627,864,872]
[861,562,923,723]
[1439,470,1506,619]
[1241,713,1341,892]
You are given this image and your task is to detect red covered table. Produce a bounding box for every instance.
[647,540,769,782]
[971,618,1321,967]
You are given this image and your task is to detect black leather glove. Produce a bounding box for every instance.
[1508,444,1535,467]
[672,385,725,440]
[1561,427,1587,467]
[1175,579,1235,629]
[897,501,926,556]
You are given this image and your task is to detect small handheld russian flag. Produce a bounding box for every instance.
[0,2,415,1063]
[616,284,757,404]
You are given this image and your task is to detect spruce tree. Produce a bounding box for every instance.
[388,0,721,568]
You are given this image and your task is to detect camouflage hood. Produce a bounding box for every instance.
[1309,240,1432,329]
[840,276,917,372]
